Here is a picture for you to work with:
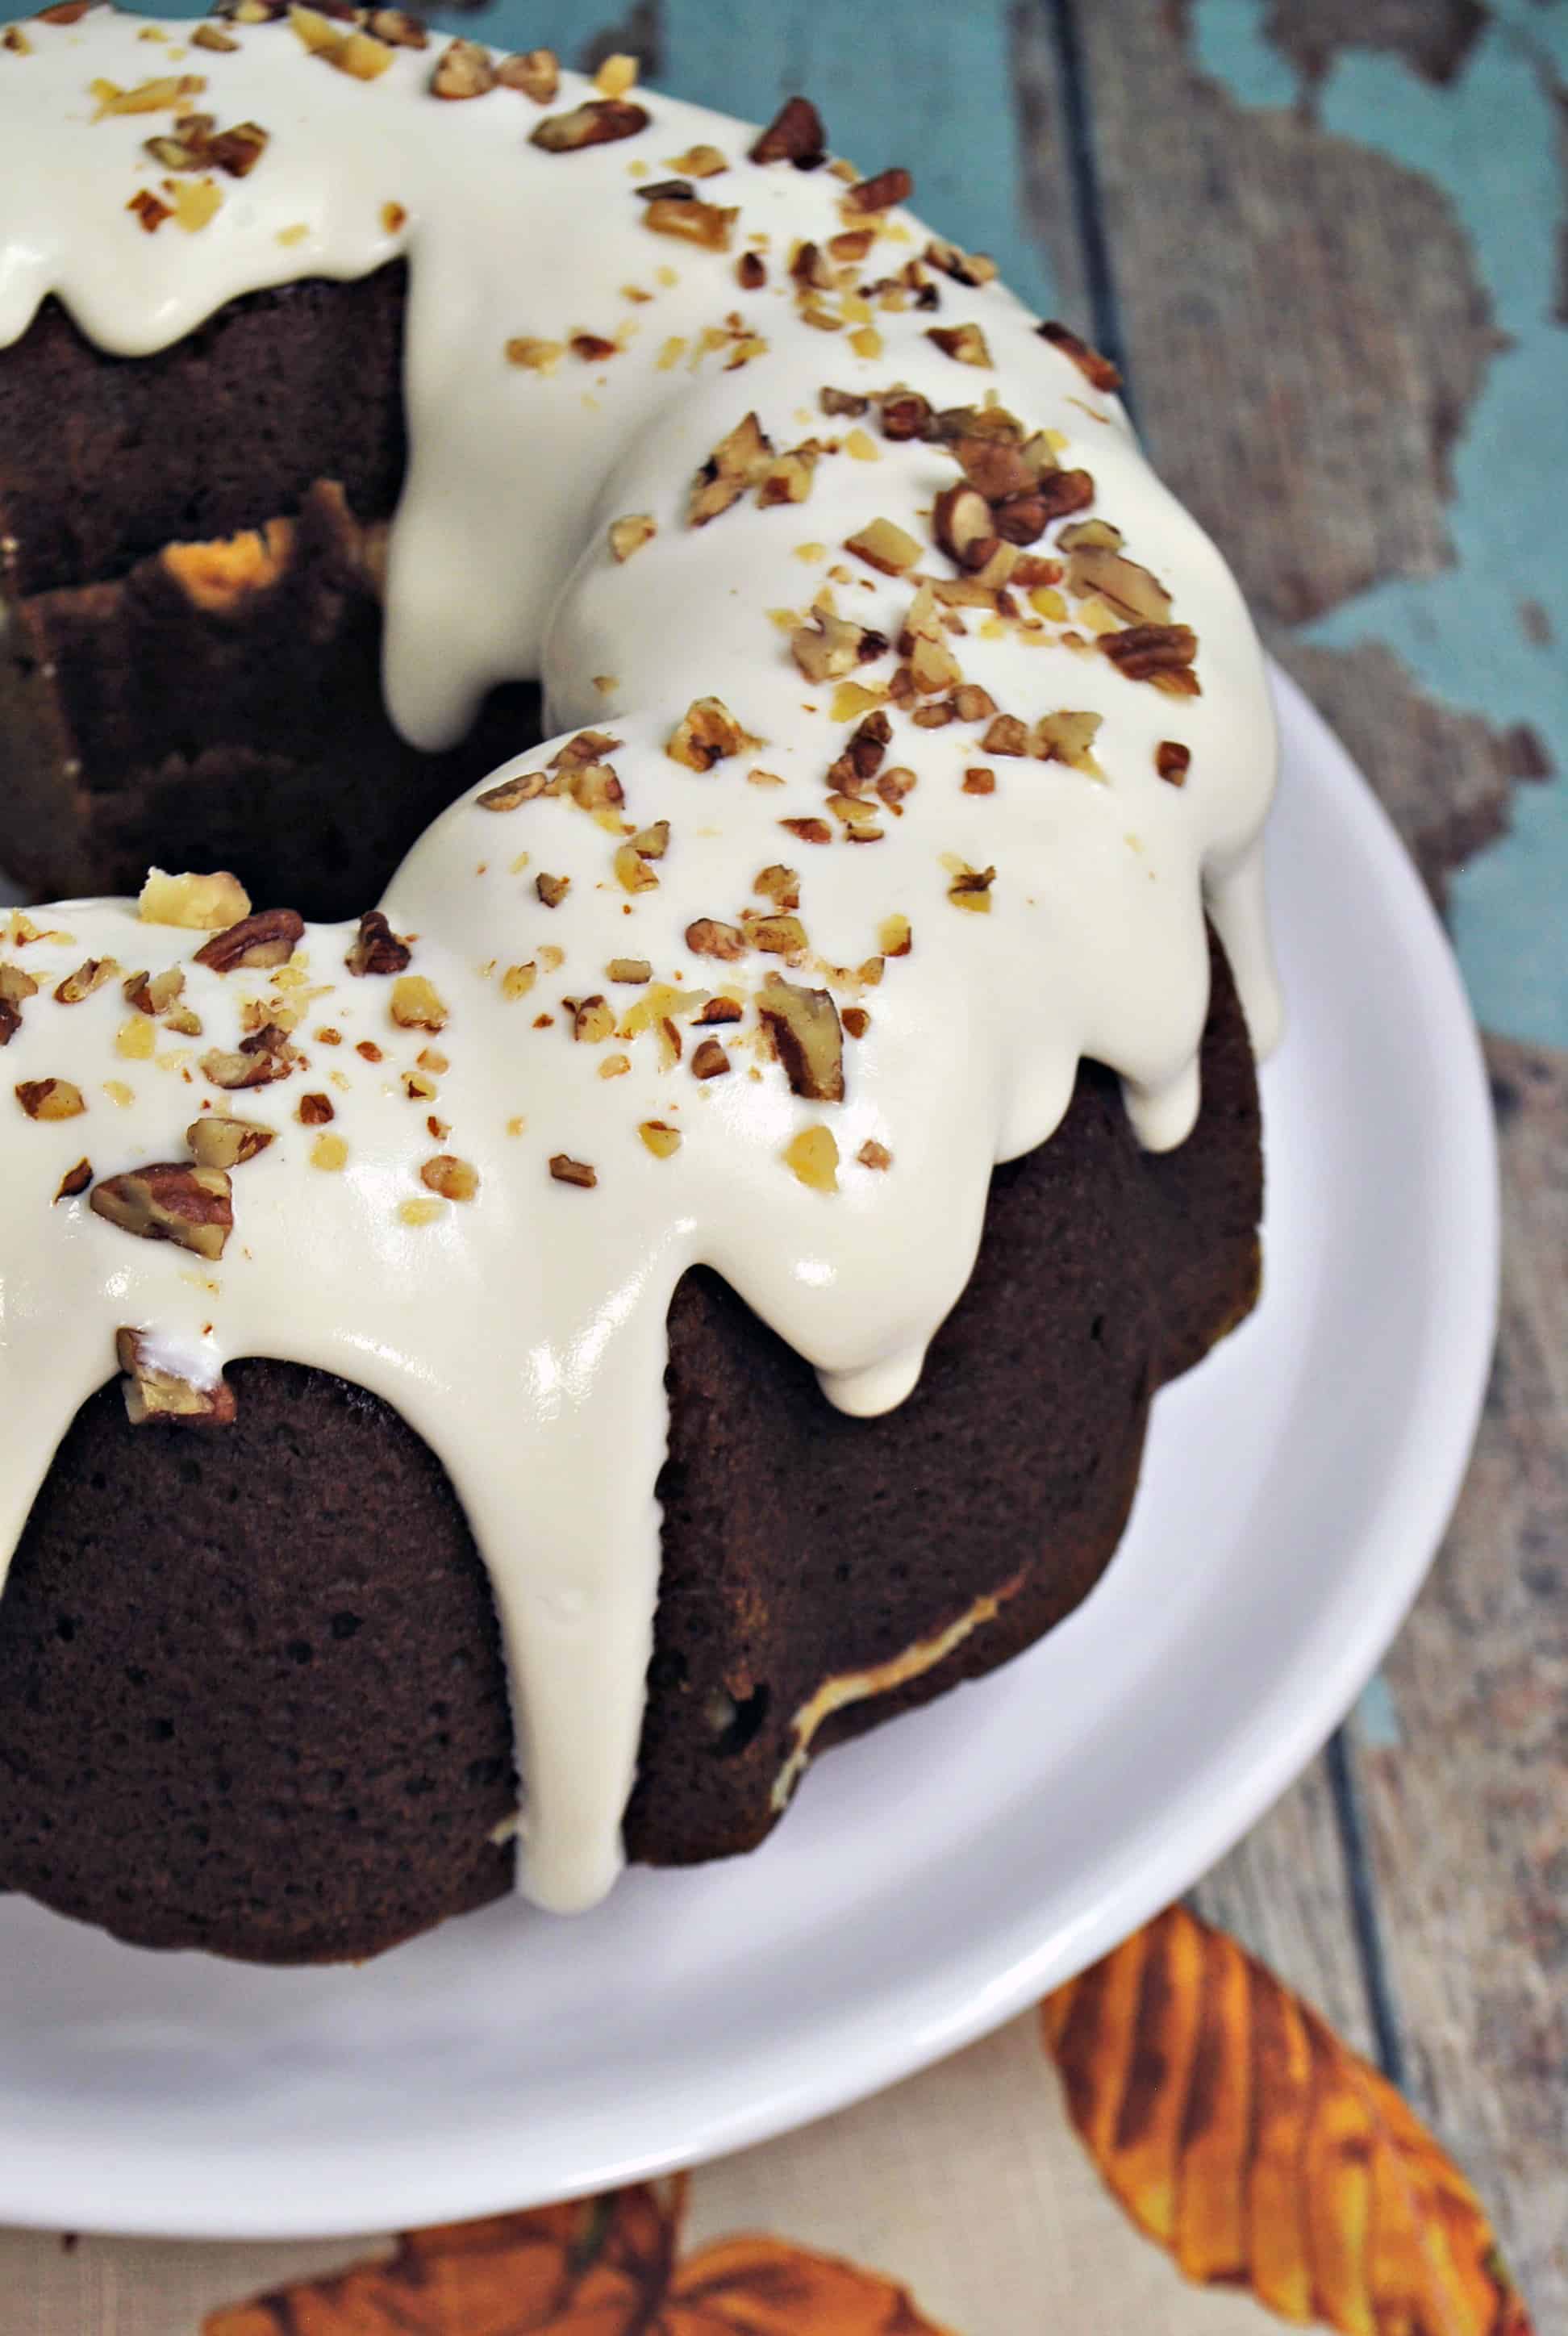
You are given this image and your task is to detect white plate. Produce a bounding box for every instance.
[0,665,1498,2238]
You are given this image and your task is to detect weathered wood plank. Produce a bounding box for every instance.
[1350,1032,1568,2326]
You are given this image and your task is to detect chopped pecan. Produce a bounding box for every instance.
[757,978,844,1101]
[857,1137,892,1170]
[695,995,742,1024]
[689,411,771,524]
[924,237,996,286]
[431,38,494,98]
[420,1153,479,1201]
[609,513,657,562]
[15,1077,85,1121]
[780,816,832,844]
[53,957,119,1005]
[878,388,936,441]
[933,482,998,573]
[296,1091,335,1126]
[644,197,736,251]
[1066,543,1172,624]
[368,7,427,45]
[548,1153,598,1188]
[536,872,570,909]
[639,1120,681,1159]
[844,165,911,214]
[828,711,891,790]
[54,1158,93,1203]
[531,98,649,152]
[791,603,886,682]
[186,1115,273,1169]
[1156,740,1191,786]
[116,1329,236,1429]
[1037,319,1122,393]
[573,995,615,1044]
[477,767,547,811]
[497,48,557,101]
[690,1037,731,1080]
[1099,623,1200,690]
[753,862,799,910]
[667,695,749,770]
[345,909,411,975]
[737,251,767,290]
[199,1022,299,1091]
[90,1161,232,1259]
[749,94,825,168]
[981,714,1031,757]
[193,907,304,974]
[685,918,748,962]
[926,323,990,368]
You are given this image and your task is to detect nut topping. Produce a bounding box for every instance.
[90,1161,232,1259]
[199,1022,300,1091]
[667,695,749,770]
[536,872,571,909]
[1156,740,1191,786]
[690,1037,731,1080]
[54,1158,93,1202]
[1037,319,1123,393]
[1099,622,1200,692]
[193,907,304,974]
[926,322,991,368]
[15,1077,85,1121]
[420,1153,479,1202]
[548,1153,598,1188]
[643,196,736,251]
[116,1330,236,1429]
[844,516,920,575]
[791,602,887,682]
[496,48,558,102]
[609,513,657,562]
[685,918,748,962]
[531,98,650,152]
[186,1116,273,1169]
[53,957,119,1005]
[749,94,825,168]
[477,767,547,811]
[138,867,251,931]
[431,38,494,98]
[345,909,412,975]
[933,482,998,573]
[844,165,912,213]
[689,411,771,525]
[757,978,844,1101]
[640,1120,682,1158]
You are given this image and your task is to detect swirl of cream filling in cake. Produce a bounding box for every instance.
[0,10,1281,1911]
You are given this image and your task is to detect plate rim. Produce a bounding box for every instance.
[0,661,1501,2238]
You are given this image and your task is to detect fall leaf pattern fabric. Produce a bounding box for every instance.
[1040,1904,1534,2336]
[198,1902,1533,2336]
[203,2180,953,2336]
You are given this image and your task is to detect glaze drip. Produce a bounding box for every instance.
[0,11,1280,1911]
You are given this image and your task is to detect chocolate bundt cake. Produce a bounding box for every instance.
[0,11,1282,1961]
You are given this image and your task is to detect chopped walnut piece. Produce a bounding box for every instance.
[139,867,252,931]
[1035,710,1104,776]
[607,957,653,984]
[573,995,615,1044]
[828,710,891,791]
[953,682,997,722]
[186,1116,273,1169]
[667,695,749,770]
[1066,543,1172,625]
[926,322,991,367]
[933,482,998,573]
[501,962,538,1000]
[345,909,411,975]
[640,1120,682,1159]
[844,165,911,213]
[571,332,619,363]
[390,974,448,1030]
[548,1153,598,1188]
[685,918,747,962]
[924,237,996,287]
[497,48,557,102]
[54,1158,93,1202]
[116,1331,236,1429]
[689,411,771,524]
[690,1037,730,1080]
[754,448,817,507]
[749,94,825,167]
[749,914,808,959]
[532,98,649,152]
[947,861,996,912]
[962,766,995,795]
[753,862,800,910]
[609,512,657,562]
[0,965,38,1045]
[783,1124,838,1192]
[1099,622,1200,691]
[296,1091,334,1125]
[614,842,661,895]
[857,1137,892,1170]
[758,978,844,1101]
[842,1006,871,1040]
[199,1021,299,1091]
[15,1077,85,1121]
[695,995,742,1024]
[421,1153,479,1202]
[737,251,766,290]
[877,765,917,812]
[431,37,494,97]
[53,957,119,1005]
[193,907,304,974]
[368,7,427,44]
[90,1161,232,1259]
[536,872,571,909]
[844,516,920,575]
[878,387,936,441]
[791,601,886,682]
[477,767,547,811]
[1037,318,1122,393]
[1156,740,1191,786]
[781,816,832,845]
[644,196,736,251]
[981,713,1030,757]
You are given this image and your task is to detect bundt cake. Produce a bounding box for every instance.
[0,8,1281,1961]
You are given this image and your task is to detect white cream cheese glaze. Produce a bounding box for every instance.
[0,8,1282,1913]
